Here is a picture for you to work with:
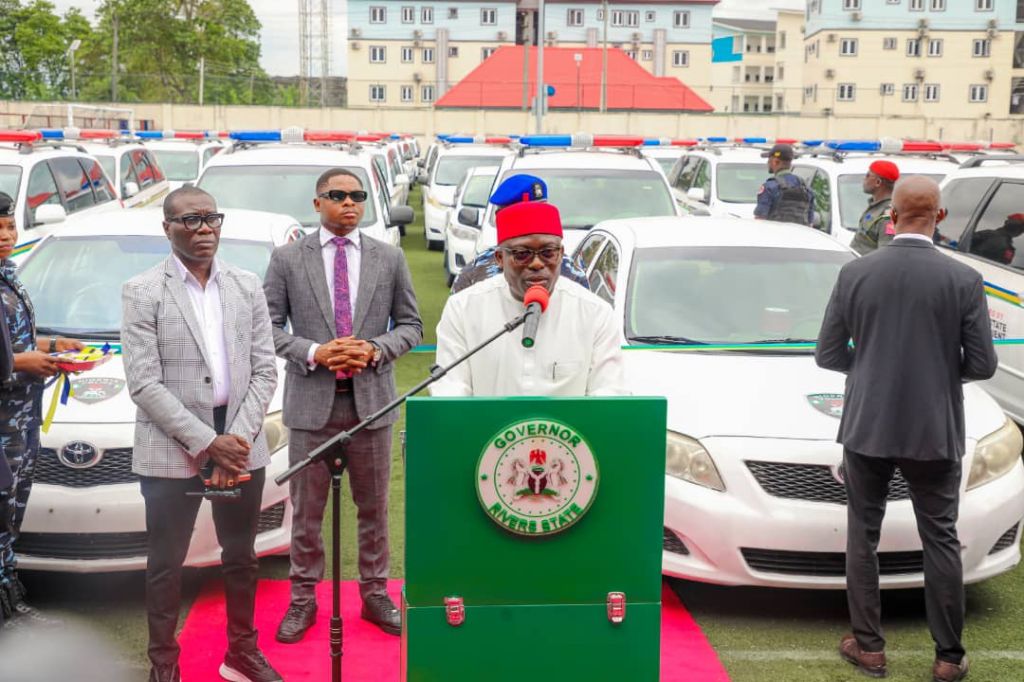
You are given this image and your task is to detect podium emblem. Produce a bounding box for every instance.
[477,418,599,536]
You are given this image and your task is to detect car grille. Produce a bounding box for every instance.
[988,523,1020,555]
[741,548,924,577]
[257,502,287,534]
[663,528,689,556]
[746,460,911,505]
[15,532,149,560]
[33,447,139,488]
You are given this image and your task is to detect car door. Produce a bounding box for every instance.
[671,155,706,215]
[22,161,62,231]
[128,149,169,207]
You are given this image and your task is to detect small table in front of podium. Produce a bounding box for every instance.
[402,396,667,681]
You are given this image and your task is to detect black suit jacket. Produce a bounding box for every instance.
[816,238,998,461]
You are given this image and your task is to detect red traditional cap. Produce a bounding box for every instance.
[1008,213,1024,223]
[496,201,563,243]
[869,160,900,183]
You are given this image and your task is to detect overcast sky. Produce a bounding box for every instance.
[52,0,805,76]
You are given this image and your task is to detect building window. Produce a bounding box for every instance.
[928,39,943,56]
[641,49,653,61]
[448,7,458,19]
[370,6,386,23]
[370,46,386,63]
[611,10,639,27]
[421,7,433,23]
[625,50,637,60]
[401,47,414,63]
[448,46,459,58]
[645,11,656,22]
[482,47,496,60]
[673,10,690,28]
[840,38,858,55]
[910,0,924,9]
[924,83,941,101]
[907,38,921,57]
[880,82,895,96]
[843,0,860,8]
[779,31,787,49]
[883,37,897,50]
[976,0,994,10]
[422,85,436,102]
[370,84,386,102]
[401,85,413,102]
[973,39,991,57]
[672,50,689,67]
[422,47,435,63]
[401,6,414,23]
[931,0,945,9]
[902,83,919,101]
[970,84,989,101]
[567,9,584,26]
[481,8,497,25]
[777,65,785,81]
[838,83,855,101]
[596,8,603,20]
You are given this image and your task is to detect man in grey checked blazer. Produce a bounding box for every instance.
[263,168,421,640]
[122,188,282,682]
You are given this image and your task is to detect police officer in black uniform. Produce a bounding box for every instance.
[754,143,815,227]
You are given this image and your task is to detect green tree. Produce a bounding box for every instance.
[0,0,93,100]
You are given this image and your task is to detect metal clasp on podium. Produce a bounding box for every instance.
[606,592,626,624]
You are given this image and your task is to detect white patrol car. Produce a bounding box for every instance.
[15,208,302,572]
[0,129,122,259]
[572,216,1024,589]
[666,141,772,219]
[935,156,1024,425]
[420,137,515,251]
[366,139,412,209]
[640,138,695,177]
[196,129,412,247]
[64,132,171,208]
[443,165,498,287]
[477,134,680,255]
[792,140,960,247]
[138,130,225,192]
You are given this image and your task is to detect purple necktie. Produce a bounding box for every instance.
[332,236,353,379]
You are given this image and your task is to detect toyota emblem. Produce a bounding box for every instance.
[58,441,101,469]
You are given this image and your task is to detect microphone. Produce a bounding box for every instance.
[521,284,550,348]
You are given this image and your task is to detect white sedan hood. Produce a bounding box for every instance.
[625,350,1006,442]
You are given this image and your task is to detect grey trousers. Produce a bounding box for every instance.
[288,391,393,604]
[843,449,964,664]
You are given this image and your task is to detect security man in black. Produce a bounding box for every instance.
[754,143,815,227]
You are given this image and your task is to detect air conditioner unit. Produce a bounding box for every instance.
[985,69,995,81]
[826,33,837,43]
[547,31,558,40]
[632,32,642,42]
[914,68,925,80]
[413,38,421,46]
[350,27,362,38]
[988,18,998,29]
[851,11,862,21]
[351,41,361,50]
[413,29,423,38]
[917,18,929,35]
[497,30,508,41]
[825,68,835,79]
[413,72,423,83]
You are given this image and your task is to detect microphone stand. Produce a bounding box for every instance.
[275,309,534,682]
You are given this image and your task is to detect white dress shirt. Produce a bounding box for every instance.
[893,233,934,244]
[431,276,627,397]
[307,226,363,367]
[172,255,230,407]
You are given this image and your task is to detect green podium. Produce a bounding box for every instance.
[402,397,667,681]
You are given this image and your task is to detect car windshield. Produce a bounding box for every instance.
[96,155,116,183]
[654,157,678,174]
[626,246,851,349]
[0,166,21,202]
[198,165,376,228]
[462,174,495,207]
[493,169,676,229]
[837,172,945,230]
[435,156,505,186]
[151,149,200,181]
[19,235,273,338]
[716,163,766,204]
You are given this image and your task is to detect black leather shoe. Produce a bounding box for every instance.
[148,664,181,682]
[220,648,283,682]
[276,601,317,643]
[361,593,401,636]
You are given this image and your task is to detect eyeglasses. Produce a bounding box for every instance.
[168,213,225,231]
[318,190,368,203]
[501,246,562,266]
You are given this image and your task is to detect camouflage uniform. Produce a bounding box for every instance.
[851,197,895,256]
[0,259,43,619]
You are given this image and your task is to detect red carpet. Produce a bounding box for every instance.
[178,579,730,681]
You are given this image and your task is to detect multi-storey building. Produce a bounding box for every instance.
[802,0,1022,118]
[346,0,719,107]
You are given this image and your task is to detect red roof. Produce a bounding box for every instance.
[435,46,714,112]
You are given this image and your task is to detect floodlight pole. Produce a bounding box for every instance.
[67,39,81,101]
[600,0,608,113]
[535,0,545,133]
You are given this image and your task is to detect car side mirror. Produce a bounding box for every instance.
[417,171,429,185]
[686,187,707,203]
[123,181,140,198]
[33,204,67,226]
[395,173,410,186]
[458,207,481,228]
[388,205,415,227]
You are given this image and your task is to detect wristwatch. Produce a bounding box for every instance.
[48,336,57,353]
[369,342,383,365]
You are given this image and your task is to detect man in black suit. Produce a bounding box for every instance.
[816,176,998,682]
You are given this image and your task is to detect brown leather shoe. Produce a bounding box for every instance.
[933,656,969,682]
[839,634,887,678]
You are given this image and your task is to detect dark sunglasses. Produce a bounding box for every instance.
[501,246,562,266]
[318,190,368,203]
[169,213,224,231]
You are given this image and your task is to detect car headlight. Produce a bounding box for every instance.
[263,411,290,453]
[967,418,1023,490]
[666,431,725,491]
[450,222,479,241]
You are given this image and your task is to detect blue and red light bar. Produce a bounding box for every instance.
[228,129,386,144]
[444,135,513,144]
[136,130,222,140]
[643,138,699,147]
[0,130,43,143]
[39,128,125,141]
[518,134,645,148]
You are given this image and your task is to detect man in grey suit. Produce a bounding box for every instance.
[816,176,998,682]
[122,187,283,682]
[263,168,421,641]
